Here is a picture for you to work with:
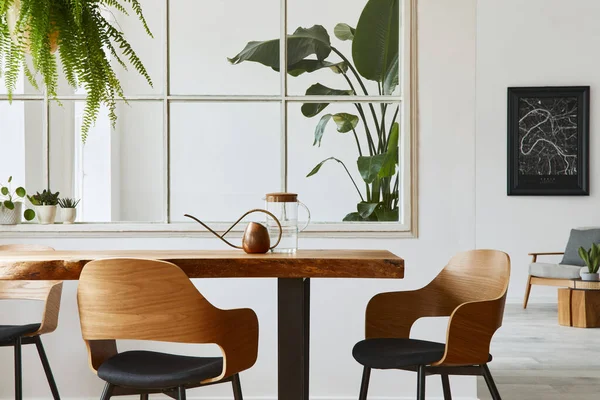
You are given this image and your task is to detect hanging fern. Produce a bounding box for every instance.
[0,0,153,142]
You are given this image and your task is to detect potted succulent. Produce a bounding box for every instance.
[0,0,153,142]
[578,244,600,281]
[0,176,35,224]
[57,197,80,224]
[28,189,60,225]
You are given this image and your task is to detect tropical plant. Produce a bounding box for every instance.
[57,197,79,208]
[229,0,400,222]
[0,0,153,142]
[578,244,600,274]
[28,189,59,206]
[0,175,35,220]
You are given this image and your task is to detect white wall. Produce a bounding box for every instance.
[476,0,600,303]
[0,0,480,399]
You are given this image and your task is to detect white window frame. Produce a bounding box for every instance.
[0,0,418,239]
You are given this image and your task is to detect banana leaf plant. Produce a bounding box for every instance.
[229,0,400,222]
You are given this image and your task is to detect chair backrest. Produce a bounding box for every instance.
[77,258,259,380]
[0,245,62,335]
[78,258,233,343]
[428,249,510,308]
[366,250,510,365]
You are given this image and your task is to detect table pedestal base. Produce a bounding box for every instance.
[558,288,600,328]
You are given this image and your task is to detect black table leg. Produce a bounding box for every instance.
[278,278,310,400]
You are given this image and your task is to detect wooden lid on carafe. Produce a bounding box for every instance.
[266,192,298,202]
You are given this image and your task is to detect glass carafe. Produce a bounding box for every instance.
[265,193,310,253]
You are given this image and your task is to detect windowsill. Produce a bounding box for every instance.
[0,222,416,239]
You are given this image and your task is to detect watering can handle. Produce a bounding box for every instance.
[298,201,311,232]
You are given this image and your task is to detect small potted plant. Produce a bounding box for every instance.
[28,189,60,225]
[578,244,600,281]
[0,176,35,225]
[57,198,80,224]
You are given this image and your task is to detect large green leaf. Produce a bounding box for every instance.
[378,122,399,178]
[229,25,332,69]
[383,54,399,95]
[285,60,348,77]
[343,212,364,221]
[301,83,354,117]
[358,154,386,183]
[358,202,379,218]
[333,113,359,133]
[307,157,342,177]
[15,187,26,197]
[3,200,14,210]
[334,23,355,41]
[375,207,399,221]
[352,0,400,82]
[313,114,333,146]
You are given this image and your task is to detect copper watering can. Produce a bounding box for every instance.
[184,209,282,254]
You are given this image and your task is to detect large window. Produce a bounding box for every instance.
[0,0,417,237]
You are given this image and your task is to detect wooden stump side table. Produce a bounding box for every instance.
[558,280,600,328]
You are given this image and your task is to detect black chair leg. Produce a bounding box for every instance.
[416,365,426,400]
[100,383,114,400]
[232,374,243,400]
[359,367,371,400]
[177,386,186,400]
[140,395,149,400]
[34,336,61,399]
[481,364,501,400]
[441,374,452,400]
[14,336,23,400]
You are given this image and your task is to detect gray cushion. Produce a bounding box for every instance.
[529,263,583,279]
[561,229,600,266]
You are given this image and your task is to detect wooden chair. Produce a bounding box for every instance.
[77,258,259,400]
[353,250,510,400]
[0,244,62,400]
[523,252,571,309]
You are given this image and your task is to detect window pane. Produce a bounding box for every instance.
[112,0,164,95]
[287,0,401,97]
[287,101,401,222]
[169,0,280,95]
[170,102,281,222]
[0,100,45,202]
[49,101,165,222]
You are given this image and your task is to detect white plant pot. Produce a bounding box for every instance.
[0,202,22,225]
[61,208,77,224]
[580,272,600,281]
[36,205,57,225]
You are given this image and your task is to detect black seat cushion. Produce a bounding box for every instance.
[0,324,41,342]
[97,351,224,389]
[353,338,446,369]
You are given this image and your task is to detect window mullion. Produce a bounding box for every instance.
[164,0,171,223]
[280,0,288,192]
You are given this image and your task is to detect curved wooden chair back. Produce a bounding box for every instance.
[77,258,259,382]
[366,249,510,366]
[0,245,62,336]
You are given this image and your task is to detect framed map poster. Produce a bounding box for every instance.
[507,86,590,196]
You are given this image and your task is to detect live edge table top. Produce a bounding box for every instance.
[0,249,404,280]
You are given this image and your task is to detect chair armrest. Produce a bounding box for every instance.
[33,282,63,336]
[433,296,505,366]
[208,307,259,383]
[528,252,564,263]
[365,287,458,339]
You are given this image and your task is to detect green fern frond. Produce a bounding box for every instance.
[0,0,154,142]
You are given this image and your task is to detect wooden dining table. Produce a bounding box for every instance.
[0,249,404,400]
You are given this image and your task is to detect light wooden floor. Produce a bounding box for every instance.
[478,303,600,399]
